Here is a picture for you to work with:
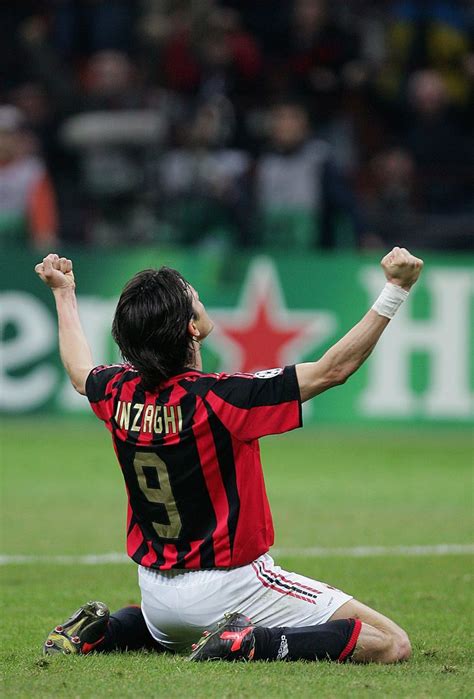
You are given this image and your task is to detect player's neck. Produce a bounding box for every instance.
[189,340,203,371]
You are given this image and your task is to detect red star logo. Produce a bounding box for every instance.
[208,258,336,373]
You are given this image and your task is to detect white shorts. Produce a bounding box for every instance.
[139,553,352,651]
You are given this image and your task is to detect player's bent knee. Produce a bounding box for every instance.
[395,629,412,661]
[353,624,411,664]
[380,629,411,664]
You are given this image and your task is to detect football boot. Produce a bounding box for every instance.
[188,612,256,661]
[43,601,110,655]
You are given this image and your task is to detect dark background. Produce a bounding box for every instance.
[0,0,472,251]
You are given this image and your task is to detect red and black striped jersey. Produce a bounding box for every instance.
[86,364,302,570]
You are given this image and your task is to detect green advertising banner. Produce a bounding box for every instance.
[1,248,473,425]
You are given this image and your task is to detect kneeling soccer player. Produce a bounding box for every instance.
[36,246,422,664]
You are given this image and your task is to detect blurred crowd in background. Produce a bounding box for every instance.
[0,0,473,252]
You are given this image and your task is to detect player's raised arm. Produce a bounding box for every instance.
[296,247,423,402]
[35,253,93,395]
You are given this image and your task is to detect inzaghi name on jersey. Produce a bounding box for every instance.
[114,401,183,436]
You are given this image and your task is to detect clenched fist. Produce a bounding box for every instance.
[35,253,75,291]
[381,247,423,291]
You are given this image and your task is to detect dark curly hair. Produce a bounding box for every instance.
[112,267,195,389]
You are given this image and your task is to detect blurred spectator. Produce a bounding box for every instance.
[403,69,472,214]
[159,98,251,246]
[365,146,474,250]
[255,100,368,248]
[364,148,418,246]
[376,0,472,107]
[161,6,262,101]
[260,0,362,113]
[0,106,58,249]
[10,82,53,146]
[59,50,169,244]
[285,0,359,90]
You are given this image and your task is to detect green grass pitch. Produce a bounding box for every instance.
[1,420,472,698]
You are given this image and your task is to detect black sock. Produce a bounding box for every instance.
[253,618,361,662]
[97,605,163,653]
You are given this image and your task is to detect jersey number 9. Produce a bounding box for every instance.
[134,452,183,540]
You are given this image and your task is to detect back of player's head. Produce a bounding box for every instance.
[112,267,194,389]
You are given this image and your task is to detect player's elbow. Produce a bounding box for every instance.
[326,365,353,387]
[320,354,361,388]
[331,359,363,386]
[331,370,348,386]
[297,359,357,401]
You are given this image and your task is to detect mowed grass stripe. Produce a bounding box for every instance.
[1,543,473,565]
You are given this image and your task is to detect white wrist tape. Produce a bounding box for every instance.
[372,282,409,319]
